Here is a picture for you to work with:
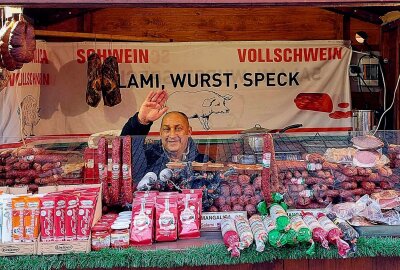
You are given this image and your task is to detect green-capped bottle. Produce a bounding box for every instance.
[269,203,290,232]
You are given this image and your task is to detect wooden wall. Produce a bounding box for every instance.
[40,7,380,43]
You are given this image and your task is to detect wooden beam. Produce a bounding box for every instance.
[34,29,171,42]
[3,0,400,8]
[325,7,383,25]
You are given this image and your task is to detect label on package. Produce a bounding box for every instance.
[201,211,247,231]
[317,215,338,232]
[54,196,66,241]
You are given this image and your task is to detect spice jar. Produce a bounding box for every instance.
[110,223,130,248]
[91,225,111,251]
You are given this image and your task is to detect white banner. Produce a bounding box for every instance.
[0,40,352,142]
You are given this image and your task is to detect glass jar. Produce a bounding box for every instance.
[91,225,111,251]
[110,223,130,248]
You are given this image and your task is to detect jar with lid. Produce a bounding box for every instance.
[91,225,111,251]
[110,223,130,248]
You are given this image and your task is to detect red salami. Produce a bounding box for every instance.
[122,136,133,205]
[97,138,110,205]
[262,134,274,203]
[110,137,121,205]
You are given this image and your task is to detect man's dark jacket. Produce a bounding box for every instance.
[121,112,210,181]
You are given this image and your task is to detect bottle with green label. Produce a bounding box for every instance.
[269,203,290,232]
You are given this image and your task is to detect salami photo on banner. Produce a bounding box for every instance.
[0,40,352,142]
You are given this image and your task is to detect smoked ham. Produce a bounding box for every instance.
[101,56,121,107]
[0,20,23,71]
[8,15,36,63]
[86,52,102,107]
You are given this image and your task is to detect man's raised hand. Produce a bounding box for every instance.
[138,90,169,125]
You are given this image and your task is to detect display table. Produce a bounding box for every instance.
[1,234,400,270]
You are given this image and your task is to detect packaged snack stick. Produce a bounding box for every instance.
[317,213,350,258]
[221,218,240,257]
[249,215,268,252]
[301,211,329,249]
[234,215,253,249]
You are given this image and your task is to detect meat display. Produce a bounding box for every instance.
[276,150,396,208]
[101,56,121,107]
[86,53,103,107]
[0,147,84,193]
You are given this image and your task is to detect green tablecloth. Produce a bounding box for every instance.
[1,237,400,270]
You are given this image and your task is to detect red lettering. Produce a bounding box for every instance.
[139,49,149,63]
[257,49,265,62]
[293,48,302,62]
[237,49,247,62]
[110,49,123,63]
[248,49,257,62]
[41,50,49,64]
[304,48,318,61]
[273,48,282,62]
[124,49,132,63]
[265,49,273,62]
[76,49,86,64]
[320,48,327,61]
[333,47,342,59]
[9,73,18,86]
[283,48,292,62]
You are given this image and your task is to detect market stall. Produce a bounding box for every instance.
[0,1,400,269]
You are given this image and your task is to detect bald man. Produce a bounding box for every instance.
[121,90,210,181]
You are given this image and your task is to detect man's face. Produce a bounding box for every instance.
[160,113,192,159]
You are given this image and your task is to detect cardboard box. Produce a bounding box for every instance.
[0,185,36,257]
[37,184,102,255]
[0,241,37,256]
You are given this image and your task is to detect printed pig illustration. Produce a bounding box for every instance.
[168,90,233,130]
